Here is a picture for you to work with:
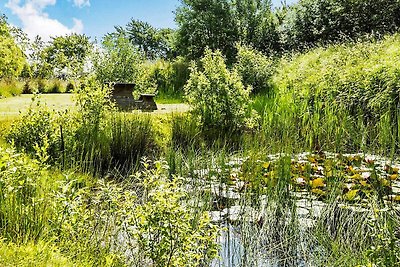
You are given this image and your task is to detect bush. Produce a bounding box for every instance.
[150,58,190,96]
[234,44,275,95]
[6,98,62,162]
[185,49,253,133]
[128,161,220,266]
[0,79,24,97]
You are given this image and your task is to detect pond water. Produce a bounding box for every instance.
[200,152,400,266]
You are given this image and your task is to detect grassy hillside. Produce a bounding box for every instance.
[274,34,400,120]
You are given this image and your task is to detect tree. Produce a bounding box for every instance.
[175,0,238,62]
[279,0,400,51]
[0,15,26,78]
[115,19,175,60]
[93,34,143,83]
[233,0,280,55]
[41,34,92,79]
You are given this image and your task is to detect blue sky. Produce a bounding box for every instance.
[1,0,297,42]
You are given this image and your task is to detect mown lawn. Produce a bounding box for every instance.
[0,94,76,118]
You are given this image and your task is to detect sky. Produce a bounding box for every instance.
[1,0,297,42]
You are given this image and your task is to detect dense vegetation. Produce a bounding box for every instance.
[2,0,400,266]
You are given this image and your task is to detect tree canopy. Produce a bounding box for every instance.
[115,19,175,60]
[41,34,92,79]
[0,15,26,78]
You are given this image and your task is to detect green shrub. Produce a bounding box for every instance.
[128,161,220,266]
[6,98,62,162]
[150,57,190,96]
[0,240,76,267]
[0,79,24,97]
[22,79,37,94]
[185,49,253,133]
[280,0,400,51]
[234,44,275,95]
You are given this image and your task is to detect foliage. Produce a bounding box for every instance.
[116,19,175,59]
[185,49,253,133]
[233,0,280,55]
[367,206,400,266]
[175,0,279,61]
[0,15,26,78]
[55,178,128,266]
[279,0,400,51]
[273,34,400,122]
[128,160,220,266]
[0,147,55,242]
[6,97,62,162]
[234,44,275,94]
[28,36,50,79]
[145,57,190,96]
[0,79,24,98]
[175,0,238,62]
[41,34,93,79]
[0,240,76,267]
[22,79,68,94]
[93,34,143,83]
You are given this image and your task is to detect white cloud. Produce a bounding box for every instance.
[5,0,84,42]
[73,0,90,8]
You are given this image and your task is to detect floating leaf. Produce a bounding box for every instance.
[262,162,270,169]
[311,188,326,196]
[344,189,359,201]
[311,178,325,188]
[393,195,400,202]
[349,173,362,180]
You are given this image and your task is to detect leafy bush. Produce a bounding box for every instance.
[185,49,253,133]
[93,35,143,84]
[0,240,76,267]
[0,16,26,78]
[6,98,62,161]
[150,57,190,96]
[0,79,24,97]
[234,44,275,95]
[128,161,220,266]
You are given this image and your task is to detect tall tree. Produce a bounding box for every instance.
[116,19,175,60]
[279,0,400,51]
[0,15,26,78]
[93,34,143,83]
[175,0,238,62]
[234,0,279,54]
[42,34,92,79]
